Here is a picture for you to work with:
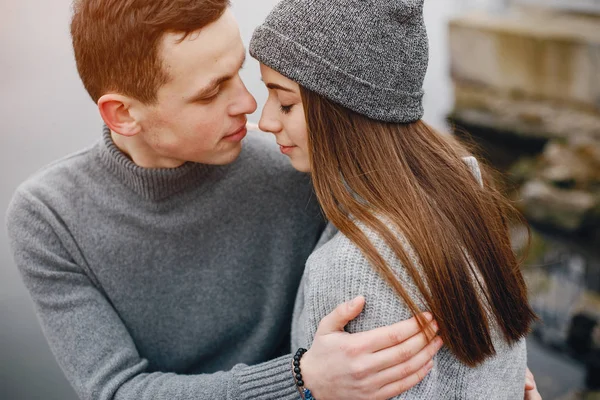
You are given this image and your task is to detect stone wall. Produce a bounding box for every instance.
[448,7,600,240]
[511,0,600,14]
[450,11,600,110]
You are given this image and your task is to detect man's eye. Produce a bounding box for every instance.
[280,105,293,114]
[202,91,220,101]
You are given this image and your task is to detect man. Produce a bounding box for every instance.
[6,1,441,399]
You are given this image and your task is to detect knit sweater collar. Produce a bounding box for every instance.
[96,126,217,201]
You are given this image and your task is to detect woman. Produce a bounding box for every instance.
[250,0,537,399]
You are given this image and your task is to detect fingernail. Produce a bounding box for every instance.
[432,321,439,331]
[424,313,433,321]
[350,296,360,307]
[426,360,434,370]
[435,337,443,346]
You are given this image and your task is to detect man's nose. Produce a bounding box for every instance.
[230,77,258,116]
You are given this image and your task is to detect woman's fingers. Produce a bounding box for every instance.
[524,387,542,400]
[524,368,542,400]
[525,368,535,390]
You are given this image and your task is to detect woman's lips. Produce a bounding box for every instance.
[223,125,248,142]
[279,144,296,155]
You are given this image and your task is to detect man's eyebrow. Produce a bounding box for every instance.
[265,82,295,93]
[190,53,247,100]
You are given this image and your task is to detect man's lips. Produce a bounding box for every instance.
[223,124,248,142]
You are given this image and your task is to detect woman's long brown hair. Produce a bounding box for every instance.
[300,87,537,367]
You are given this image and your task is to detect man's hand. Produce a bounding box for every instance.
[524,368,542,400]
[301,296,442,400]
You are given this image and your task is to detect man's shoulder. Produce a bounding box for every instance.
[9,146,97,211]
[5,145,99,249]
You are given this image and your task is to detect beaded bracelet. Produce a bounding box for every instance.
[292,348,316,400]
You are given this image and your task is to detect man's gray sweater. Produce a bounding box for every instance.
[6,127,325,400]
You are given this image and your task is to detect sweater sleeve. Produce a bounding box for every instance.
[6,190,299,400]
[303,232,446,399]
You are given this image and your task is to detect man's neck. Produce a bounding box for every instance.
[110,130,185,169]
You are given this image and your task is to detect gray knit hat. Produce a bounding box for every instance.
[249,0,429,123]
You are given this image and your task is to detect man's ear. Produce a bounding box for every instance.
[98,94,143,137]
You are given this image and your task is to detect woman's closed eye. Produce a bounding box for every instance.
[280,104,294,114]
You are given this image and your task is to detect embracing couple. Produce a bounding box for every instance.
[6,0,542,399]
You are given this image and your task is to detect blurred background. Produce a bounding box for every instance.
[0,0,598,399]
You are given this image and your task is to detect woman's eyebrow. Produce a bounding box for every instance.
[265,82,295,93]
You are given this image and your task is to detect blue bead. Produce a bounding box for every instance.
[304,388,315,400]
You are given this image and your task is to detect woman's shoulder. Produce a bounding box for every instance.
[306,225,350,274]
[303,219,425,334]
[306,219,417,283]
[315,216,415,255]
[307,222,368,268]
[306,218,429,313]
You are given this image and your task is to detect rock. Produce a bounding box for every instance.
[511,0,600,15]
[540,141,600,190]
[449,10,600,110]
[448,7,600,239]
[587,350,600,390]
[520,180,597,232]
[509,157,539,185]
[505,140,600,233]
[451,82,600,142]
[567,313,598,356]
[584,391,600,400]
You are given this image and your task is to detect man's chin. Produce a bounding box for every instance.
[194,143,243,166]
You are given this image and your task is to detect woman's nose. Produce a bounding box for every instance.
[258,108,282,135]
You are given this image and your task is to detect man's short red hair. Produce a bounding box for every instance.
[71,0,230,104]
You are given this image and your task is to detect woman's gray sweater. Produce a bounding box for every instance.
[291,158,527,399]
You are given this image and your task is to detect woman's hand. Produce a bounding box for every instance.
[524,368,542,400]
[300,296,443,400]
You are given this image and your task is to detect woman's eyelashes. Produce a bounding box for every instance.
[280,104,294,114]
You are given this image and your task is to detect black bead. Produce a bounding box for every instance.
[294,355,300,361]
[293,360,299,366]
[294,367,300,373]
[296,374,302,380]
[297,380,304,387]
